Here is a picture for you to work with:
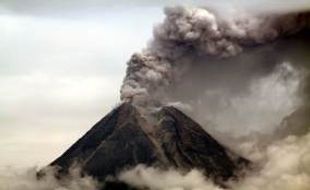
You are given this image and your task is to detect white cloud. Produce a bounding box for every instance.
[119,133,310,190]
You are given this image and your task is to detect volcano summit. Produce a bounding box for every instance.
[47,8,310,190]
[49,103,249,189]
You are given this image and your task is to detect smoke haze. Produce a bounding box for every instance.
[1,1,310,190]
[120,132,310,190]
[120,6,309,107]
[118,2,310,190]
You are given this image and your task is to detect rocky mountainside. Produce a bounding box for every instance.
[50,102,249,188]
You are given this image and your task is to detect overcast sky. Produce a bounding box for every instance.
[1,0,309,168]
[0,1,166,168]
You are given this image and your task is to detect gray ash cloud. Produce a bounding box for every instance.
[120,6,309,107]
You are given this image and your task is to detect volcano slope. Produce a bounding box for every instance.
[49,103,249,188]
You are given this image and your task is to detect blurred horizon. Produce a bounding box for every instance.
[0,0,309,168]
[0,1,163,168]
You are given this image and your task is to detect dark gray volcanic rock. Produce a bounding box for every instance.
[50,102,249,188]
[51,103,158,180]
[155,107,248,182]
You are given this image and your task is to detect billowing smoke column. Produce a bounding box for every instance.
[117,6,310,190]
[1,5,310,190]
[120,6,310,107]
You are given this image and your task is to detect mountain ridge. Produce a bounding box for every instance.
[49,102,250,188]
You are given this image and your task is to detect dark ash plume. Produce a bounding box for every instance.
[120,6,310,107]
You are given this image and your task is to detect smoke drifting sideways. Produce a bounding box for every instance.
[117,4,310,190]
[2,4,310,190]
[120,6,310,137]
[120,132,310,190]
[120,6,310,106]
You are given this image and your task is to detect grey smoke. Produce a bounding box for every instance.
[120,6,310,107]
[118,5,310,190]
[1,3,310,190]
[119,132,310,190]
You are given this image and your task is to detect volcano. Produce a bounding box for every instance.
[50,103,249,188]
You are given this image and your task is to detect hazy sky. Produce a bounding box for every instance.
[0,1,165,168]
[0,0,309,168]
